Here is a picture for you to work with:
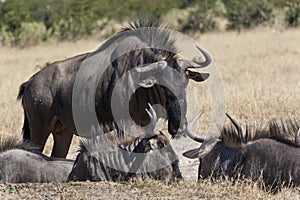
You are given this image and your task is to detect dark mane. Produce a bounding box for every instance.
[78,124,145,154]
[124,16,165,31]
[221,119,300,148]
[78,140,88,154]
[0,135,47,155]
[78,122,170,154]
[268,119,300,146]
[121,17,178,62]
[0,135,23,152]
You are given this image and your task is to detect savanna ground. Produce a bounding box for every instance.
[0,26,299,199]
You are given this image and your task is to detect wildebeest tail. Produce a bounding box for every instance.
[17,81,31,141]
[17,81,28,100]
[22,113,30,142]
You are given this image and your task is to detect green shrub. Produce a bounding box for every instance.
[0,26,14,46]
[181,1,218,33]
[223,0,274,30]
[0,0,32,34]
[284,1,300,27]
[53,16,95,41]
[16,22,48,47]
[213,0,227,17]
[0,22,48,47]
[50,0,97,41]
[54,18,80,41]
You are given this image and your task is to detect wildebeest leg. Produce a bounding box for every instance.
[198,159,202,181]
[28,118,52,154]
[23,101,55,154]
[51,130,73,158]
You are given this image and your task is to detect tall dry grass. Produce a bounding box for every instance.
[186,27,300,135]
[0,27,299,199]
[200,27,300,122]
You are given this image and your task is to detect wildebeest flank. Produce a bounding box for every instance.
[68,105,182,182]
[17,17,211,158]
[0,136,74,183]
[183,113,300,190]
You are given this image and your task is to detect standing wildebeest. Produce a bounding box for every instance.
[17,17,211,158]
[67,104,182,182]
[183,113,300,190]
[0,136,74,183]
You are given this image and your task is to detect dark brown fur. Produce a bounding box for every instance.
[67,128,182,182]
[184,119,300,192]
[17,17,210,158]
[0,135,74,183]
[220,120,300,148]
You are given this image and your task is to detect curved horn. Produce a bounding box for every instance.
[178,45,212,69]
[296,128,300,146]
[183,137,219,159]
[186,112,212,143]
[226,113,246,140]
[193,45,212,68]
[133,61,167,73]
[145,103,159,135]
[184,112,220,159]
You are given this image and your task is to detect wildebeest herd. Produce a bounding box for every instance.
[1,17,299,193]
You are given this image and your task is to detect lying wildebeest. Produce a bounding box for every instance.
[183,113,300,190]
[0,136,74,183]
[17,17,211,158]
[67,104,182,182]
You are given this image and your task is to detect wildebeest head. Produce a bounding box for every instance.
[119,104,170,154]
[111,18,211,137]
[68,104,181,182]
[183,113,300,190]
[183,112,300,160]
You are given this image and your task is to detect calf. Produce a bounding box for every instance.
[0,136,74,183]
[68,104,182,182]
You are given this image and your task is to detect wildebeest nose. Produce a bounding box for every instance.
[177,123,187,135]
[169,122,187,136]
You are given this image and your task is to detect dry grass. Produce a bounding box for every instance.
[1,179,299,199]
[199,27,300,122]
[0,27,299,199]
[187,27,300,134]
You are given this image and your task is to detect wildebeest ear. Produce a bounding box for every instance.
[186,70,210,82]
[183,146,212,159]
[183,148,202,159]
[183,137,217,159]
[139,78,157,88]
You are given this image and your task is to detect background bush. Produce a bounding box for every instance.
[0,0,298,47]
[0,26,14,46]
[17,22,48,47]
[181,0,218,33]
[223,0,274,30]
[285,1,300,27]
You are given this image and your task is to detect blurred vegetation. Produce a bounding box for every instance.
[285,1,300,27]
[181,0,219,33]
[0,0,299,47]
[223,0,274,30]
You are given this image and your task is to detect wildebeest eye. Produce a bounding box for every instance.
[157,141,165,149]
[148,139,165,151]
